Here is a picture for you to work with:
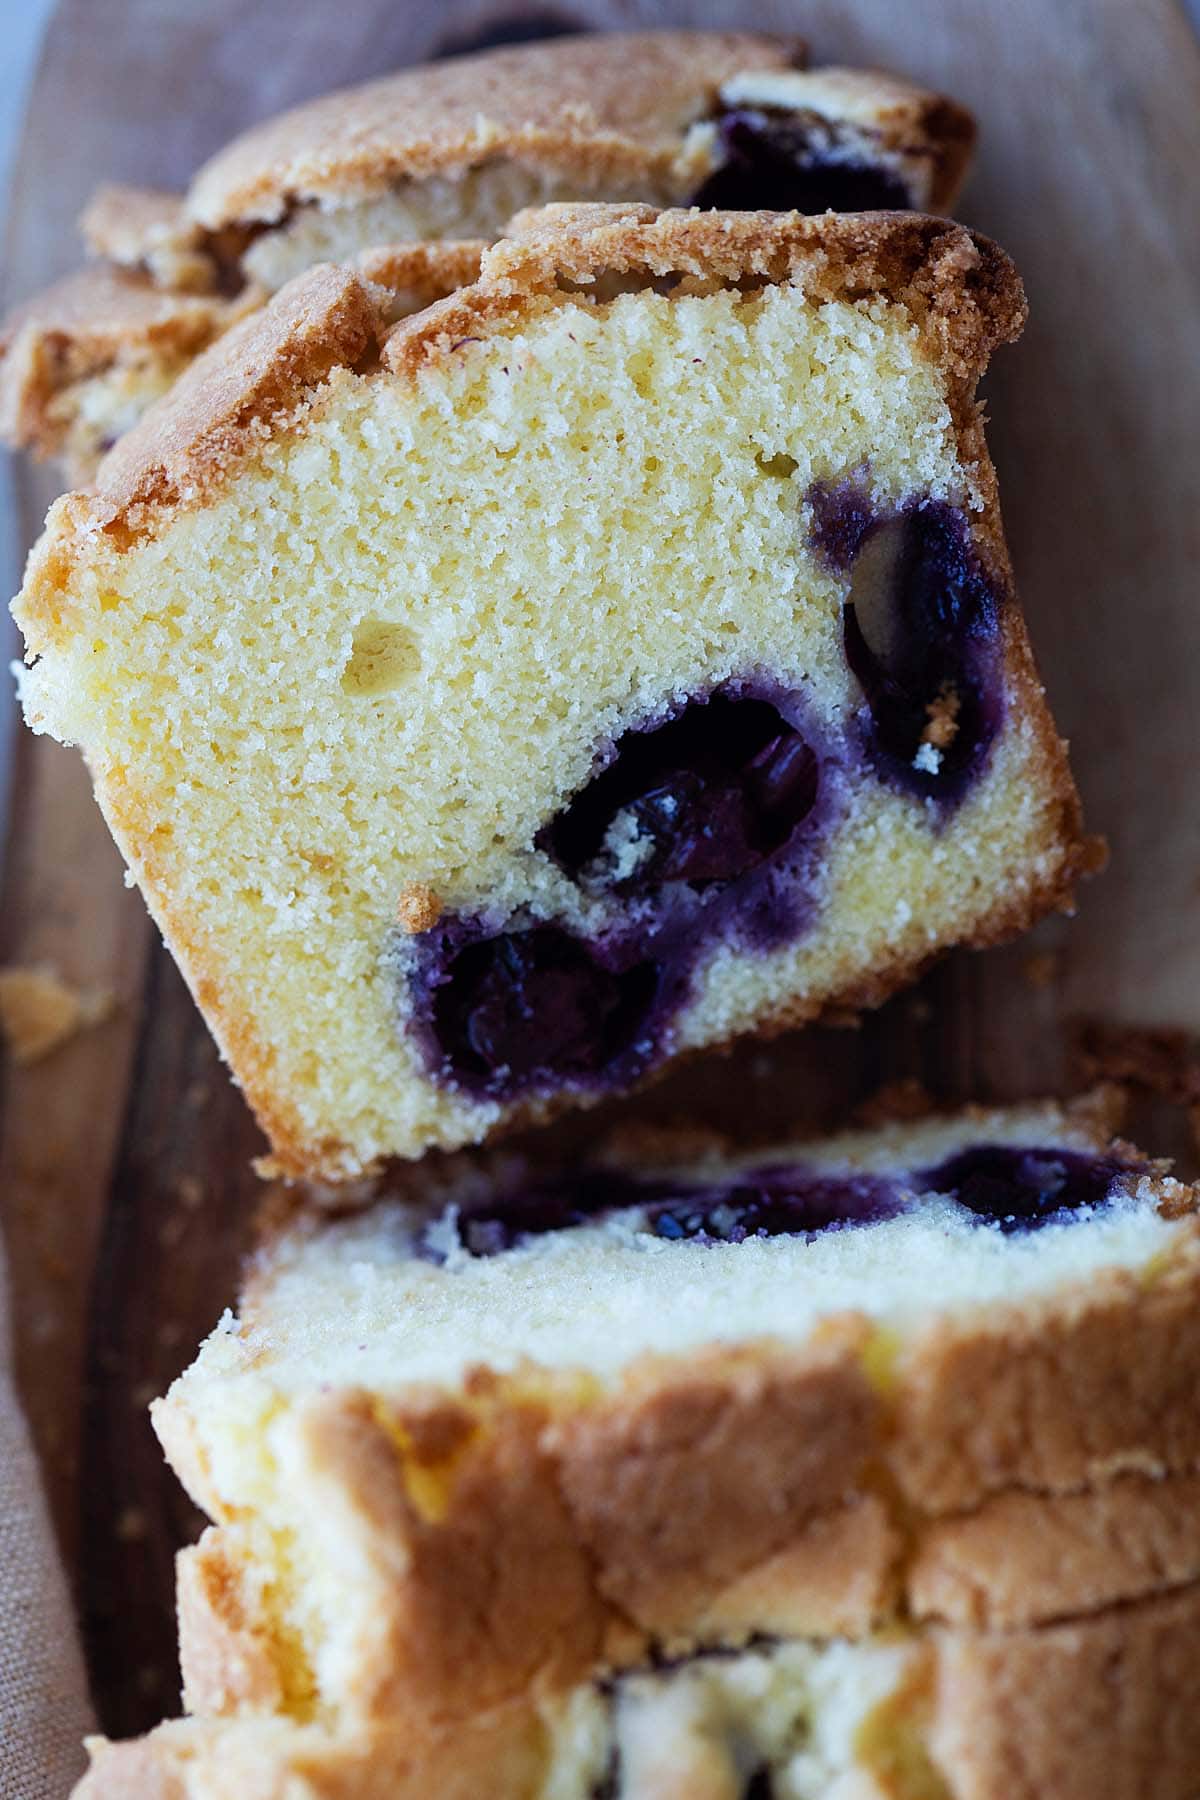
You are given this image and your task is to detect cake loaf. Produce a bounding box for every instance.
[74,1095,1200,1797]
[0,32,975,478]
[13,205,1097,1175]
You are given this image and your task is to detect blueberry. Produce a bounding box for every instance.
[408,685,836,1098]
[922,1144,1133,1233]
[542,694,820,895]
[422,925,660,1098]
[433,1161,904,1258]
[451,1170,668,1256]
[692,108,913,213]
[808,485,1004,803]
[645,1166,904,1243]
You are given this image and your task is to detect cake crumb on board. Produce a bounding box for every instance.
[0,964,114,1064]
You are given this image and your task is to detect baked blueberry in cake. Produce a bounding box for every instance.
[0,34,974,478]
[70,1095,1200,1798]
[13,205,1098,1176]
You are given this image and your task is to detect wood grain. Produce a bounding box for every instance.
[0,0,1196,1742]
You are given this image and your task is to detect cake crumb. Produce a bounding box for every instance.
[921,685,961,749]
[396,883,443,934]
[0,965,114,1064]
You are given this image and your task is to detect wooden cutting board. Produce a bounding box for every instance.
[1,0,1197,1742]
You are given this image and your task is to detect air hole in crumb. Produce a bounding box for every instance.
[342,619,420,696]
[755,450,798,479]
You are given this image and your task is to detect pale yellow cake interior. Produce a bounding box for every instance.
[18,277,1066,1174]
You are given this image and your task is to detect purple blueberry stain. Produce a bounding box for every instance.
[692,108,913,214]
[808,479,1005,805]
[406,681,842,1102]
[423,1160,905,1259]
[921,1144,1137,1234]
[643,1165,904,1245]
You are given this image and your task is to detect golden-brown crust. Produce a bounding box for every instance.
[928,1583,1200,1800]
[2,40,977,481]
[0,239,482,481]
[353,239,483,319]
[187,33,806,228]
[891,1222,1200,1508]
[0,266,233,463]
[88,264,381,535]
[155,1208,1200,1729]
[73,1582,1200,1799]
[910,1469,1200,1630]
[386,204,1025,386]
[79,185,218,292]
[21,208,1023,581]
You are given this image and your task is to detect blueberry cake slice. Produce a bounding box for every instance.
[73,1097,1200,1797]
[0,32,974,478]
[13,206,1097,1175]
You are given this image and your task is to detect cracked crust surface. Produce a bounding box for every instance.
[22,207,1025,552]
[0,240,483,486]
[1,38,974,482]
[187,33,806,227]
[0,266,236,471]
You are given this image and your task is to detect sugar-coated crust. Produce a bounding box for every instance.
[78,185,217,291]
[72,1582,1200,1799]
[187,33,805,227]
[14,206,1096,1180]
[0,267,234,464]
[353,238,483,313]
[74,265,382,536]
[386,203,1026,386]
[1,42,973,479]
[0,240,482,475]
[154,1148,1200,1726]
[20,207,1024,552]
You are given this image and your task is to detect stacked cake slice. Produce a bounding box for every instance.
[76,1096,1200,1797]
[8,28,1183,1800]
[0,32,974,481]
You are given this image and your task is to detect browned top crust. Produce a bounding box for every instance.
[86,264,379,534]
[0,266,234,457]
[389,203,1024,382]
[355,238,484,318]
[187,31,805,226]
[79,184,213,286]
[0,264,227,359]
[32,207,1022,564]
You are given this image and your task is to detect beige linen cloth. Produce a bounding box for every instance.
[0,1239,92,1799]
